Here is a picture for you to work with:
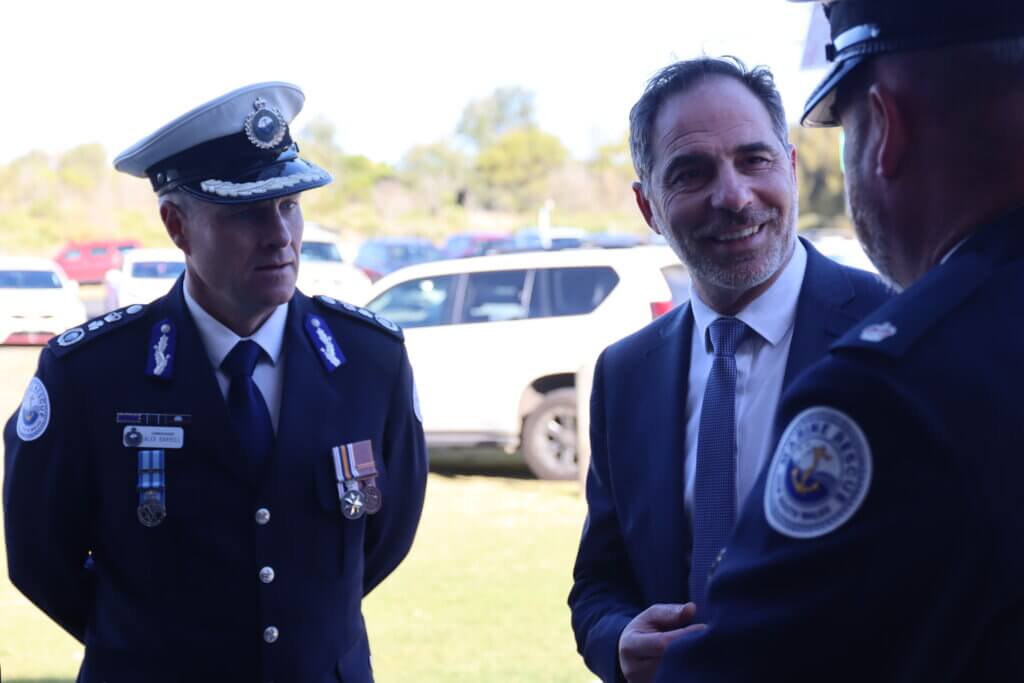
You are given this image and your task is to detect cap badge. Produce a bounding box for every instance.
[244,97,287,151]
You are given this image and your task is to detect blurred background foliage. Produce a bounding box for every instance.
[0,86,849,255]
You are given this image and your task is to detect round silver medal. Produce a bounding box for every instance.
[341,488,366,520]
[363,485,382,515]
[137,491,167,528]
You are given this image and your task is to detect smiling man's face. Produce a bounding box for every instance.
[637,76,798,312]
[170,193,304,332]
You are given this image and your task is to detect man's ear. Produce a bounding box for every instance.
[633,181,660,234]
[868,84,906,178]
[160,200,191,256]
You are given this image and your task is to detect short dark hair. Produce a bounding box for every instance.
[629,56,789,189]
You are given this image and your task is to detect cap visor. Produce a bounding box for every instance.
[180,158,332,205]
[801,55,866,127]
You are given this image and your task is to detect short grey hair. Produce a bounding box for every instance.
[629,56,789,190]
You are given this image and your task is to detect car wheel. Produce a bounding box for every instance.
[522,388,578,480]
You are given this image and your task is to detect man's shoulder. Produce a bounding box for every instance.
[602,303,687,368]
[307,294,404,343]
[45,303,153,359]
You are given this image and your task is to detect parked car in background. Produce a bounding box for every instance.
[297,225,373,305]
[55,238,141,284]
[355,236,441,282]
[0,257,87,345]
[441,232,510,259]
[512,226,588,251]
[104,248,185,311]
[807,230,879,274]
[365,246,689,480]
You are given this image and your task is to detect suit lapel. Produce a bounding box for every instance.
[641,304,694,600]
[783,239,857,388]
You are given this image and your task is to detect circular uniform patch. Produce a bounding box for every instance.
[16,377,51,441]
[56,327,86,347]
[764,406,872,539]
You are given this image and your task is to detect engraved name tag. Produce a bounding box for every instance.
[123,425,184,449]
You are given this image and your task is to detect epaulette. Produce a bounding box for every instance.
[48,304,149,357]
[831,249,990,358]
[314,295,403,341]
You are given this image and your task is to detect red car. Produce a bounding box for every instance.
[54,239,141,284]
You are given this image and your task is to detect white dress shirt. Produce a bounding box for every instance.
[183,273,289,432]
[684,239,808,530]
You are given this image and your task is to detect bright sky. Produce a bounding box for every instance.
[3,0,825,166]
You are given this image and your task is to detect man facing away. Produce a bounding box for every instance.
[653,0,1024,680]
[3,82,428,682]
[568,56,891,683]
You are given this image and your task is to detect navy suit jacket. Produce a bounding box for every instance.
[654,216,1024,681]
[3,279,428,683]
[568,239,892,682]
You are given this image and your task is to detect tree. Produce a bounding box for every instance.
[400,140,468,214]
[473,126,567,212]
[457,86,535,150]
[790,125,848,230]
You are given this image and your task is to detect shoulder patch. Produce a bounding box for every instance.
[764,406,872,540]
[16,377,51,441]
[48,304,148,357]
[314,295,403,341]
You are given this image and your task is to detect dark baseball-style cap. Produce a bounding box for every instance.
[114,82,332,204]
[791,0,1024,126]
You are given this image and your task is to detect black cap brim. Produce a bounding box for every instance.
[801,53,867,127]
[178,156,332,205]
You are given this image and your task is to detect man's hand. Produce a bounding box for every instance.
[618,603,706,683]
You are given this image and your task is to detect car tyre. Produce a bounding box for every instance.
[522,388,578,480]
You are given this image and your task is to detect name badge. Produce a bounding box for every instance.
[123,425,184,449]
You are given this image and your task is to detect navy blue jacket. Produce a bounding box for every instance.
[654,215,1024,681]
[569,240,892,682]
[3,279,428,683]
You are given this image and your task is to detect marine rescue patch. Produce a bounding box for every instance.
[314,295,403,341]
[764,406,872,539]
[16,377,51,441]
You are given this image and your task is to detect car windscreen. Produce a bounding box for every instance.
[0,270,63,289]
[131,261,186,279]
[301,241,342,262]
[367,275,457,328]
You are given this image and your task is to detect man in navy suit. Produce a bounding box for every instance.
[653,1,1024,680]
[568,56,891,683]
[3,83,427,682]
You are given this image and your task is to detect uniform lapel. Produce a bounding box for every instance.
[146,277,246,484]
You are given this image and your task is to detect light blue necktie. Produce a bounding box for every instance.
[222,340,275,470]
[689,317,747,610]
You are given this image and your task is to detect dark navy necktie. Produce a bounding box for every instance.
[689,317,747,610]
[221,340,275,467]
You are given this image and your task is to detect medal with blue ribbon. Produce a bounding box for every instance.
[137,449,167,527]
[330,440,381,519]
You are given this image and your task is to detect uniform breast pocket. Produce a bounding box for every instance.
[313,454,365,577]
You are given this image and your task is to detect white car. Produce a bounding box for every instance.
[299,225,373,305]
[0,256,88,345]
[104,248,186,311]
[365,246,689,479]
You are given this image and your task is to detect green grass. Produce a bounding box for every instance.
[0,348,595,682]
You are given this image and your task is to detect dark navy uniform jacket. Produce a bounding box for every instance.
[654,214,1024,681]
[3,278,428,683]
[569,239,892,682]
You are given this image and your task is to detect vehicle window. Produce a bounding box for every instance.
[461,270,529,323]
[661,265,691,304]
[366,275,456,329]
[0,270,62,289]
[301,241,342,262]
[90,247,109,257]
[546,266,619,316]
[63,249,81,260]
[131,261,186,279]
[117,245,136,253]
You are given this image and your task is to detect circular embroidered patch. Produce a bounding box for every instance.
[764,406,872,539]
[56,327,85,347]
[17,377,51,441]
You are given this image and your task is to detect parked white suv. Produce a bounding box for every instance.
[365,245,688,479]
[299,224,373,305]
[104,248,186,311]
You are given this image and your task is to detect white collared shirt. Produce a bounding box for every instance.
[183,273,289,432]
[684,239,808,529]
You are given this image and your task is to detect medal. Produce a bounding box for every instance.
[363,482,382,515]
[341,488,366,520]
[137,490,167,527]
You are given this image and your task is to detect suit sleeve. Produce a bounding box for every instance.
[3,348,95,642]
[362,342,428,595]
[568,351,641,683]
[654,357,988,682]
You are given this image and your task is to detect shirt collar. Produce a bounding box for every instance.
[182,272,289,370]
[689,238,808,352]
